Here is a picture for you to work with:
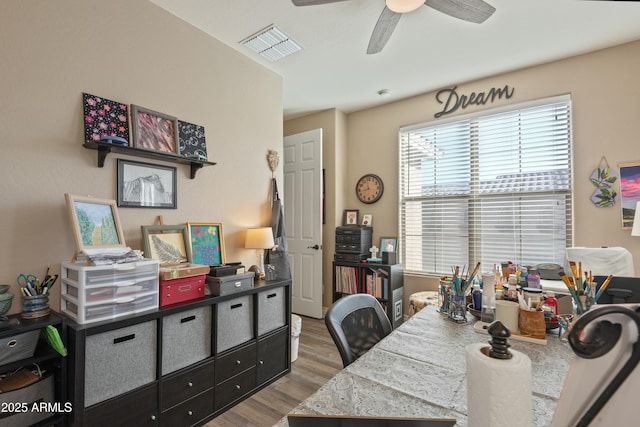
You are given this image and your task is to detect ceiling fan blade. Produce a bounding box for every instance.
[367,7,402,55]
[291,0,349,6]
[425,0,496,24]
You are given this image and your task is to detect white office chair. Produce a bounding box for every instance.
[564,247,635,277]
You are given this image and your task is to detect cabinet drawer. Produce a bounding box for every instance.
[215,342,256,384]
[257,287,286,336]
[161,388,214,427]
[161,359,215,411]
[215,368,256,411]
[85,383,158,427]
[162,306,212,375]
[63,260,159,286]
[62,275,158,304]
[216,295,253,353]
[85,321,157,407]
[257,329,288,385]
[62,292,158,325]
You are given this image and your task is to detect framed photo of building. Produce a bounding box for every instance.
[117,159,177,209]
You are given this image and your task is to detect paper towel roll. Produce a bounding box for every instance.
[466,343,532,427]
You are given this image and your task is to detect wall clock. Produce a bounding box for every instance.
[356,174,384,204]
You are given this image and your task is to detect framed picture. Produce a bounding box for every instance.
[178,120,207,161]
[65,194,126,254]
[117,159,177,209]
[362,214,372,226]
[187,222,227,266]
[343,209,359,226]
[380,237,397,253]
[131,104,179,155]
[141,224,192,265]
[619,162,640,228]
[83,92,130,144]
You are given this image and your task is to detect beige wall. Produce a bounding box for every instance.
[0,0,283,315]
[286,39,640,314]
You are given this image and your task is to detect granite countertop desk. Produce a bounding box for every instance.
[276,305,573,427]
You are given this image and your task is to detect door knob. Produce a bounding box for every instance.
[308,244,320,250]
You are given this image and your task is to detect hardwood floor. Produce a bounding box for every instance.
[206,316,343,427]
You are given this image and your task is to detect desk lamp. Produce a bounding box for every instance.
[632,201,640,237]
[245,227,275,280]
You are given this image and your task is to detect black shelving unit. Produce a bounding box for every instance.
[0,311,67,426]
[332,261,405,329]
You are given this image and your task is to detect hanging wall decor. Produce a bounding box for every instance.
[178,120,207,161]
[589,156,618,208]
[619,162,640,228]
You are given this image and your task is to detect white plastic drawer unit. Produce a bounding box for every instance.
[60,260,159,324]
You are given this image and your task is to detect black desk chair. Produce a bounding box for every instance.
[325,293,392,368]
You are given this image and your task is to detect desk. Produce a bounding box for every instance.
[276,306,573,426]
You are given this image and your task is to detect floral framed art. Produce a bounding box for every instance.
[131,104,179,155]
[64,194,126,256]
[187,222,226,266]
[117,159,177,209]
[141,224,192,265]
[619,162,640,228]
[343,209,359,226]
[82,92,130,144]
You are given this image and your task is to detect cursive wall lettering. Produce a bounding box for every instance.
[434,85,515,118]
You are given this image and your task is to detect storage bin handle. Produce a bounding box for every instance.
[267,293,277,299]
[113,334,135,344]
[7,339,17,348]
[178,285,193,293]
[234,281,242,288]
[230,303,243,309]
[180,315,196,323]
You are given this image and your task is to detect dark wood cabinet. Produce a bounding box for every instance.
[65,279,291,426]
[332,261,405,328]
[0,312,67,427]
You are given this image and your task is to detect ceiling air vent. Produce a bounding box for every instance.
[240,25,302,62]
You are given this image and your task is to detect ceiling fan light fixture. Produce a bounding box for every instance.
[386,0,424,13]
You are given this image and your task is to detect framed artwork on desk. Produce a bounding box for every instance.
[187,222,226,266]
[141,224,192,265]
[65,194,126,255]
[343,209,359,226]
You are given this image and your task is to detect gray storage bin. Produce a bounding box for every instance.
[162,306,212,375]
[216,295,253,353]
[207,273,254,296]
[0,330,40,365]
[257,287,286,336]
[85,320,156,407]
[0,374,54,427]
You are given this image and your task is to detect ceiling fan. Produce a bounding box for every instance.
[291,0,496,54]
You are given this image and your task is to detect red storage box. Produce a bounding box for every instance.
[160,275,206,307]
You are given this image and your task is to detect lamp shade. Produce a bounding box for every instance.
[245,227,275,249]
[632,202,640,236]
[386,0,424,13]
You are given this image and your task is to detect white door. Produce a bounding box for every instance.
[283,129,323,318]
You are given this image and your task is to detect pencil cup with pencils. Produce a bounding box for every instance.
[22,295,50,319]
[448,289,467,323]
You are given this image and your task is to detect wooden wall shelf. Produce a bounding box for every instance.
[83,141,216,179]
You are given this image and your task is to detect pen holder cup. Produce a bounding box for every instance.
[447,291,467,323]
[21,295,50,319]
[518,309,546,340]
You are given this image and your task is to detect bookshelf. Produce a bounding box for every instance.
[332,261,404,329]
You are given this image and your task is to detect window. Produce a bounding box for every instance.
[399,96,572,276]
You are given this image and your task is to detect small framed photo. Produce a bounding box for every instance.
[343,209,359,226]
[65,194,126,255]
[131,104,179,155]
[380,237,397,253]
[362,214,372,226]
[117,159,177,209]
[187,222,226,265]
[141,224,192,265]
[619,162,640,228]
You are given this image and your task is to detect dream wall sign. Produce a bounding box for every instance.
[434,85,515,118]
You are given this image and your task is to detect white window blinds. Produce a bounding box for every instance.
[399,96,572,276]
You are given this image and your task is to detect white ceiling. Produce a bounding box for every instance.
[149,0,640,119]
